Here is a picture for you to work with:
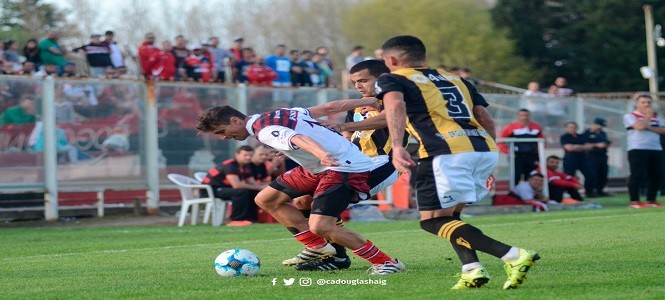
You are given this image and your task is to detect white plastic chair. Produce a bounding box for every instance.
[193,172,207,182]
[193,171,232,226]
[167,173,220,227]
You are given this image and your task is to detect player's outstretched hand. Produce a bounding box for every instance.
[392,147,415,174]
[320,153,341,167]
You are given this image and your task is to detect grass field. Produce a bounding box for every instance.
[2,197,665,299]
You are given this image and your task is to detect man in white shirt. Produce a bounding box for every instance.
[196,99,405,275]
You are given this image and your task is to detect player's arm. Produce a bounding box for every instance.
[289,134,340,166]
[383,91,415,173]
[472,105,496,141]
[341,112,387,132]
[307,98,380,119]
[245,176,270,190]
[225,174,263,191]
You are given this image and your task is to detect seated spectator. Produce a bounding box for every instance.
[493,173,549,212]
[101,125,130,154]
[1,61,16,75]
[246,56,277,86]
[61,62,79,77]
[17,61,36,76]
[537,155,585,203]
[0,96,37,126]
[249,145,272,182]
[22,39,41,67]
[3,40,20,63]
[200,145,268,226]
[29,122,83,164]
[34,63,58,77]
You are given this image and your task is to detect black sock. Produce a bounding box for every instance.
[300,209,311,219]
[421,216,512,259]
[453,212,462,220]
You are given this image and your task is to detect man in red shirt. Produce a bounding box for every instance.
[247,55,278,86]
[137,33,160,79]
[537,155,584,202]
[184,44,213,82]
[498,109,544,186]
[155,41,176,81]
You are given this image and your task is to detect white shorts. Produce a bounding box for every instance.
[415,152,498,210]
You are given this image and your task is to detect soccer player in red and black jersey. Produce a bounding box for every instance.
[202,145,268,226]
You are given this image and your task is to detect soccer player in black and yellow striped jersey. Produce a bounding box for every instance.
[378,35,540,290]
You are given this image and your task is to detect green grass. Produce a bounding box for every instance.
[2,197,664,299]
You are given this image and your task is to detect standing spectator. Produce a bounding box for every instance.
[289,49,303,86]
[537,156,585,203]
[201,145,268,226]
[498,109,544,185]
[313,53,333,87]
[582,118,611,196]
[137,32,160,79]
[560,121,595,197]
[184,44,213,82]
[209,36,234,83]
[264,44,292,87]
[38,31,67,70]
[523,82,546,96]
[246,55,277,86]
[155,41,176,81]
[200,40,216,74]
[624,93,665,208]
[345,45,364,72]
[229,36,244,63]
[22,39,41,67]
[315,46,334,87]
[553,77,575,97]
[3,40,20,63]
[171,35,189,80]
[75,33,113,78]
[103,31,125,69]
[299,50,320,86]
[232,47,254,83]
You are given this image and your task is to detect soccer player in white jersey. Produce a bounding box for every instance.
[196,99,405,275]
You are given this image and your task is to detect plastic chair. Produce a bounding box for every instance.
[193,172,207,182]
[193,171,232,225]
[167,173,224,227]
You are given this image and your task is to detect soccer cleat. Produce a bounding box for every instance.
[628,201,649,209]
[367,259,405,275]
[282,243,337,266]
[451,267,490,290]
[295,256,351,271]
[647,201,664,207]
[502,249,540,290]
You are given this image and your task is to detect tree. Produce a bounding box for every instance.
[0,0,75,40]
[492,0,665,92]
[341,0,540,88]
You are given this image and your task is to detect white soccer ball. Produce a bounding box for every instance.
[214,249,260,277]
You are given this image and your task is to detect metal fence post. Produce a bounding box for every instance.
[42,76,58,221]
[145,81,159,215]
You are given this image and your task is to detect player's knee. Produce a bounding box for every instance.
[308,220,335,239]
[254,188,281,210]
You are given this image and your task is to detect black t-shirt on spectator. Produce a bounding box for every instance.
[560,133,587,158]
[202,159,253,188]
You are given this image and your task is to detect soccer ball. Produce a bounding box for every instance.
[214,249,260,277]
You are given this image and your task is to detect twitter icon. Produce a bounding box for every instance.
[283,278,295,286]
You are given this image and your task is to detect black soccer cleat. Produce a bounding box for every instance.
[295,256,351,271]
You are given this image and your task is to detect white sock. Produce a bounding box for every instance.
[462,262,483,273]
[501,247,520,262]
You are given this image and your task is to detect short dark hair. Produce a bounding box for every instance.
[547,155,561,161]
[381,35,426,62]
[105,31,114,36]
[353,45,364,51]
[518,108,530,113]
[528,173,544,179]
[196,106,247,133]
[349,59,390,78]
[236,145,254,153]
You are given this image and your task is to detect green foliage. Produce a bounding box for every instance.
[341,0,541,88]
[0,0,71,43]
[1,198,664,299]
[492,0,665,92]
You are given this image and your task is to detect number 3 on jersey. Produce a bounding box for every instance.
[438,86,471,121]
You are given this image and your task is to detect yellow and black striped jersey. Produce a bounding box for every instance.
[376,68,497,158]
[344,107,409,157]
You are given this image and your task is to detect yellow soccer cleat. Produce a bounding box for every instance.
[503,249,540,290]
[451,267,490,290]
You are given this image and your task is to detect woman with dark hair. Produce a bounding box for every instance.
[22,39,41,67]
[3,40,20,63]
